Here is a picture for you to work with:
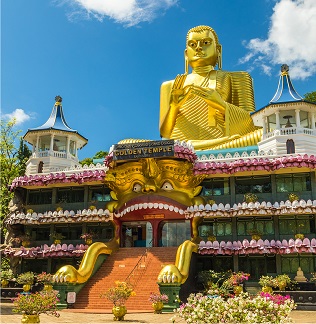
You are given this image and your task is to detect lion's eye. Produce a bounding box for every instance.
[133,183,142,192]
[161,181,174,191]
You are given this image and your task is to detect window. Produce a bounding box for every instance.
[281,256,315,275]
[57,187,84,203]
[235,176,271,194]
[202,178,230,196]
[239,256,276,280]
[54,225,82,240]
[199,219,232,238]
[26,226,51,241]
[86,223,114,241]
[237,217,274,236]
[279,215,315,235]
[286,139,295,154]
[22,259,48,274]
[197,256,233,273]
[89,186,111,202]
[159,221,191,247]
[28,189,52,205]
[276,173,311,192]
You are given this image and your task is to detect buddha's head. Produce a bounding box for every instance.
[185,25,222,71]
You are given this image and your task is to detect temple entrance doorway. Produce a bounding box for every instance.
[121,222,152,247]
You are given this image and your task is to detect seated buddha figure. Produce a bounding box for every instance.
[160,25,262,150]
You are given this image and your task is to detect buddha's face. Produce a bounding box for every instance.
[186,30,217,68]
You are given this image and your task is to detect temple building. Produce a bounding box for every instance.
[2,26,316,311]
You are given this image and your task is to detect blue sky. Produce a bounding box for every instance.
[2,0,316,160]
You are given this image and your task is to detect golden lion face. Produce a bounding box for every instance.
[104,158,205,216]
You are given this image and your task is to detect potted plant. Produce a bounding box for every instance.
[148,292,168,313]
[226,271,250,295]
[36,272,54,291]
[310,272,316,284]
[1,268,15,287]
[244,193,258,203]
[100,281,136,321]
[288,192,299,202]
[12,290,60,323]
[80,231,97,245]
[49,232,65,244]
[273,274,292,291]
[258,275,274,293]
[248,228,263,240]
[17,272,35,292]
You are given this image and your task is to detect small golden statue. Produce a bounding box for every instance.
[160,25,262,150]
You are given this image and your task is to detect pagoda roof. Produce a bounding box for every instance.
[23,96,88,145]
[269,64,303,103]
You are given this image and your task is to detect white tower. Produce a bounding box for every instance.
[252,65,316,155]
[23,96,88,175]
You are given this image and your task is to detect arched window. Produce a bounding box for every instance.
[286,139,295,154]
[38,161,44,173]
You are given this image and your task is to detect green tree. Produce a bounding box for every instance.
[0,119,31,237]
[79,150,108,166]
[304,91,316,103]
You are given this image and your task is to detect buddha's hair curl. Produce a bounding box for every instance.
[186,25,220,46]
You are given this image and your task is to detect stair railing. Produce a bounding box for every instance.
[125,248,149,287]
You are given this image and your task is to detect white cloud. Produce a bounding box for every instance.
[3,109,31,125]
[241,0,316,80]
[62,0,178,27]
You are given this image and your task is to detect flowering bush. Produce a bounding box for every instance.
[310,272,316,282]
[272,274,292,288]
[226,271,250,286]
[49,232,65,241]
[1,269,15,280]
[16,272,35,285]
[100,281,136,306]
[258,275,274,287]
[80,231,97,240]
[12,290,60,317]
[172,292,296,323]
[36,272,54,284]
[148,292,168,303]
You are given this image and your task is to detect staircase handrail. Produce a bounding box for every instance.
[125,248,149,287]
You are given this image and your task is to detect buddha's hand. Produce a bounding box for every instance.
[189,85,226,113]
[157,265,183,284]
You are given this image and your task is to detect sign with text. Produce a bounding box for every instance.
[67,292,76,304]
[113,140,175,161]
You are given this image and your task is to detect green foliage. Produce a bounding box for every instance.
[93,150,108,159]
[16,271,35,284]
[79,150,108,166]
[304,91,316,103]
[0,119,30,237]
[12,290,60,317]
[79,157,93,166]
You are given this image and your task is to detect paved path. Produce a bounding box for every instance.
[1,303,316,323]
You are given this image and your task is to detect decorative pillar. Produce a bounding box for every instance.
[275,111,280,129]
[311,112,315,129]
[36,135,39,153]
[158,283,181,312]
[50,134,55,152]
[66,136,70,157]
[262,116,267,134]
[295,109,300,128]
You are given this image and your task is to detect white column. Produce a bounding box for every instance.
[275,111,280,129]
[36,136,39,153]
[311,112,315,129]
[50,134,54,152]
[295,109,300,128]
[262,116,267,134]
[66,136,70,156]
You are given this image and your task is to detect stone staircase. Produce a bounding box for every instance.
[74,247,178,311]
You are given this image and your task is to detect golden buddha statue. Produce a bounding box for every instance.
[160,25,262,150]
